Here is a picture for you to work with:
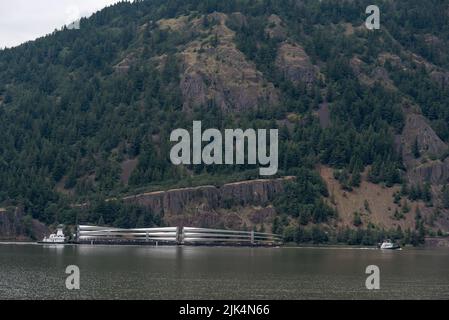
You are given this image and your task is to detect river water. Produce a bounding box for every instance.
[0,243,448,299]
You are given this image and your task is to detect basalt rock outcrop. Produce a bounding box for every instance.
[122,177,291,216]
[265,14,287,40]
[430,70,449,89]
[397,113,449,186]
[266,14,319,86]
[275,42,319,85]
[159,13,279,111]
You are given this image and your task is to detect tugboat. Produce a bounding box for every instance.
[38,225,66,244]
[378,239,401,250]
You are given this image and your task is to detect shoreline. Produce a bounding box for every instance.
[0,240,438,250]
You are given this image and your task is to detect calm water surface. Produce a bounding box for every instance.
[1,243,448,299]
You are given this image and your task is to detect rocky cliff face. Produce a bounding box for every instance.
[392,112,449,222]
[430,70,449,89]
[123,177,290,216]
[276,42,319,85]
[158,13,279,111]
[398,113,449,186]
[267,14,320,86]
[121,177,291,229]
[265,14,287,40]
[156,12,323,112]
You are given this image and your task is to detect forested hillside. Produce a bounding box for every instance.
[1,0,449,244]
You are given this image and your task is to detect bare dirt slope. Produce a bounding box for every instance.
[319,166,419,230]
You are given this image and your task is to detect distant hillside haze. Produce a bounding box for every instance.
[0,0,448,245]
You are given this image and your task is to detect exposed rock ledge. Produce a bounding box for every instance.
[122,177,294,216]
[397,113,449,185]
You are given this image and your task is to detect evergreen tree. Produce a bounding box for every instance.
[442,184,449,209]
[412,137,420,158]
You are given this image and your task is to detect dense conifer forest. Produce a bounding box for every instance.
[1,0,448,244]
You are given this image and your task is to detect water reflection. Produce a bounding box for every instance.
[0,243,448,299]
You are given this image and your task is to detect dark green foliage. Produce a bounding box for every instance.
[402,199,410,214]
[413,206,426,245]
[289,224,422,247]
[392,209,404,221]
[0,0,448,228]
[406,183,432,203]
[274,168,336,225]
[352,212,362,227]
[76,200,161,229]
[412,137,420,159]
[441,184,449,209]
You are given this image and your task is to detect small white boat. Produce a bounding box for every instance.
[39,226,66,244]
[378,239,400,250]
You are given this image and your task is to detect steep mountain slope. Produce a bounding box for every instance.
[1,0,449,244]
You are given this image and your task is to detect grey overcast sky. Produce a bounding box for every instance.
[0,0,131,49]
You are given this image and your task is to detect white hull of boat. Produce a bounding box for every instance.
[379,241,401,250]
